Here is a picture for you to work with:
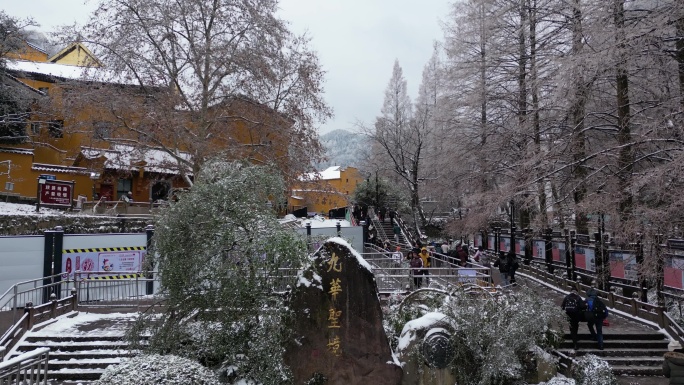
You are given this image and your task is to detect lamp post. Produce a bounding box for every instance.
[509,199,516,257]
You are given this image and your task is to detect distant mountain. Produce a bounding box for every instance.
[317,129,365,169]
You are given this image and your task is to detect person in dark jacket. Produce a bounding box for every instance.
[409,252,423,288]
[493,252,510,286]
[561,288,586,350]
[457,244,468,267]
[663,351,684,384]
[378,206,386,222]
[506,253,519,284]
[585,288,608,350]
[393,223,401,243]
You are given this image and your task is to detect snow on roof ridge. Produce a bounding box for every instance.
[6,59,138,86]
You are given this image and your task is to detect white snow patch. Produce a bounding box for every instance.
[296,269,323,290]
[32,312,139,336]
[396,312,449,352]
[0,202,65,216]
[327,237,372,272]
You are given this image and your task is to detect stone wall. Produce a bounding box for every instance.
[0,215,152,235]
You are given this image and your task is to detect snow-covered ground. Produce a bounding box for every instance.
[0,202,67,216]
[280,213,351,228]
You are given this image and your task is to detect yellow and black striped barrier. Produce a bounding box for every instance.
[63,246,145,253]
[87,273,146,280]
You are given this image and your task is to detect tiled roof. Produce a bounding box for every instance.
[0,147,34,155]
[80,145,193,175]
[32,163,90,175]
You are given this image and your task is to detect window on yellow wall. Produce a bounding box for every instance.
[48,120,64,138]
[117,178,132,200]
[30,122,40,135]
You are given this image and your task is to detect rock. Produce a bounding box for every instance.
[395,313,458,385]
[284,238,402,385]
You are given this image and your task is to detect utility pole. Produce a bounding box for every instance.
[375,170,379,208]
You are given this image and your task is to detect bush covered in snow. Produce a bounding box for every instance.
[128,161,308,384]
[538,376,576,385]
[571,354,618,385]
[389,285,566,385]
[93,354,220,385]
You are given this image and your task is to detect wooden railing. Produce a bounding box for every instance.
[520,262,684,344]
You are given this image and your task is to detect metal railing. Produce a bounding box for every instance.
[0,274,72,325]
[0,347,49,384]
[73,271,162,308]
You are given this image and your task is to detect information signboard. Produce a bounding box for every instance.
[575,246,596,271]
[664,254,684,289]
[552,241,566,263]
[609,250,637,280]
[533,240,545,260]
[38,178,74,208]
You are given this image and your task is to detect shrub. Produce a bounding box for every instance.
[571,354,618,385]
[93,354,220,385]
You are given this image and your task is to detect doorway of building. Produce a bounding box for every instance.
[151,180,171,202]
[99,184,114,200]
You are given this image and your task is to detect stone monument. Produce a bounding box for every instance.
[284,238,402,384]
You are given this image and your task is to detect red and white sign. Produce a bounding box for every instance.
[39,179,74,207]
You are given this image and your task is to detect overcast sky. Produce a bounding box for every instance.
[2,0,451,135]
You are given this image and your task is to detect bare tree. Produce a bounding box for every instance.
[0,12,40,145]
[62,0,331,185]
[364,60,431,232]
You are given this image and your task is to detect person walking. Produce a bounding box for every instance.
[561,288,586,350]
[506,253,520,284]
[473,246,484,263]
[441,241,450,255]
[493,252,510,286]
[389,209,396,225]
[392,246,403,265]
[419,247,431,285]
[393,223,401,243]
[409,252,423,288]
[378,206,386,223]
[457,244,468,267]
[663,351,684,384]
[584,288,609,350]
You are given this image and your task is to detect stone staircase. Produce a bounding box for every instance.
[10,334,146,383]
[558,331,669,376]
[6,312,147,384]
[376,219,405,245]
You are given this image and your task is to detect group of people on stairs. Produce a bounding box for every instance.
[561,287,609,350]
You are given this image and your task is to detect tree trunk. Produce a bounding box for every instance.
[571,0,588,234]
[614,0,633,225]
[528,0,547,228]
